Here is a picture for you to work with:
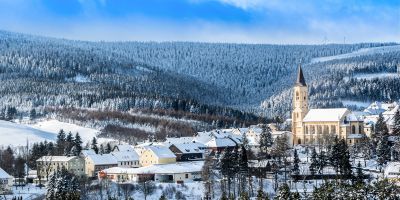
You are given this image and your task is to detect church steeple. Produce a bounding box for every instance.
[295,65,307,86]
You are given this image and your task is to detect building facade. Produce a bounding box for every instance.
[36,156,85,180]
[291,66,365,145]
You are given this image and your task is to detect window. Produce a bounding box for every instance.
[352,125,356,134]
[296,92,299,100]
[185,174,189,179]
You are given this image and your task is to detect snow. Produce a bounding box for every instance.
[0,168,12,179]
[28,119,100,143]
[341,100,370,108]
[66,74,91,83]
[205,137,236,148]
[171,143,205,153]
[103,161,204,175]
[311,45,400,63]
[0,120,56,147]
[146,146,176,159]
[37,156,77,162]
[303,108,349,122]
[353,73,399,80]
[6,184,46,200]
[87,154,118,165]
[111,151,139,162]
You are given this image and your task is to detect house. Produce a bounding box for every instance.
[85,154,118,177]
[36,156,85,180]
[205,137,237,152]
[384,162,400,182]
[111,151,140,168]
[99,161,204,183]
[169,143,205,161]
[134,142,166,156]
[139,146,176,167]
[292,66,366,145]
[0,168,13,194]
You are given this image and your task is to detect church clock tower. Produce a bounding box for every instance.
[292,65,308,145]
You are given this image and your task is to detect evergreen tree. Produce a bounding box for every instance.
[256,188,267,200]
[374,114,388,138]
[309,148,317,176]
[65,132,74,155]
[376,130,390,167]
[355,161,364,185]
[318,151,327,174]
[106,143,113,154]
[220,192,228,200]
[274,183,290,200]
[239,192,250,200]
[91,137,99,154]
[73,133,83,156]
[1,146,15,174]
[259,125,273,156]
[29,108,37,120]
[56,129,66,156]
[292,149,300,177]
[159,193,167,200]
[393,109,400,136]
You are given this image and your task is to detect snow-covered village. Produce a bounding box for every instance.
[0,1,400,200]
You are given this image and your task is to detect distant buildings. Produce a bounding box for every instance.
[139,146,176,167]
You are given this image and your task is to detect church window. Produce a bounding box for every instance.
[296,92,299,100]
[359,125,362,134]
[352,125,356,134]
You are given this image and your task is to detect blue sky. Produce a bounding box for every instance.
[0,0,399,44]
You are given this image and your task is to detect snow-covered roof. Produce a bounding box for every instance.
[81,149,96,157]
[171,143,205,154]
[114,144,135,152]
[87,154,118,165]
[205,137,237,148]
[164,137,195,146]
[364,101,398,115]
[347,134,365,139]
[0,168,12,179]
[303,108,349,122]
[346,112,366,122]
[37,156,77,162]
[146,146,176,158]
[102,161,204,175]
[385,162,400,178]
[111,151,139,162]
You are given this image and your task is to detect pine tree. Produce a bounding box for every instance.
[393,109,400,136]
[274,183,290,200]
[309,148,317,176]
[376,130,390,167]
[73,133,83,156]
[374,114,388,138]
[239,192,250,200]
[65,132,74,155]
[292,149,300,177]
[259,125,273,157]
[106,143,113,154]
[56,129,66,156]
[355,161,364,185]
[220,192,228,200]
[91,137,99,154]
[159,193,167,200]
[256,188,267,200]
[338,139,352,178]
[318,151,327,174]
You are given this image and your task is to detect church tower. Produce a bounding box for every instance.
[292,65,308,145]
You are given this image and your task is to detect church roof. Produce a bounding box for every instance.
[303,108,349,122]
[295,65,307,86]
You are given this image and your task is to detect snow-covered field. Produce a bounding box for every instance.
[0,120,56,147]
[28,120,100,143]
[311,45,400,63]
[0,119,106,147]
[341,100,370,108]
[353,73,399,80]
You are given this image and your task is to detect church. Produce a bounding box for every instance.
[291,66,365,145]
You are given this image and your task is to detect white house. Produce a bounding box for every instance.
[0,168,13,194]
[99,161,204,183]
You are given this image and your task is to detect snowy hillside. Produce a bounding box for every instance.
[0,119,103,147]
[0,120,56,146]
[28,120,100,143]
[311,45,400,63]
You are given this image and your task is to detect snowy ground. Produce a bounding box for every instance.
[352,73,399,80]
[311,45,400,63]
[4,184,46,200]
[0,119,112,147]
[28,119,100,143]
[341,100,370,109]
[0,120,56,147]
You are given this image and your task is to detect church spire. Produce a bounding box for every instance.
[295,65,306,86]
